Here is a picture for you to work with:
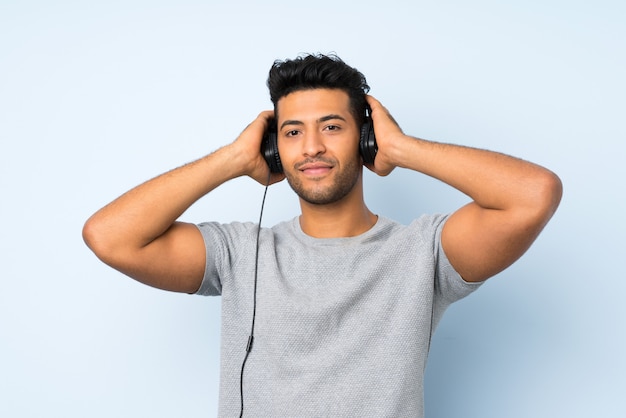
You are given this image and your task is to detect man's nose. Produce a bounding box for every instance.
[302,130,326,158]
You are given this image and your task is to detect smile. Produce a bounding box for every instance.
[296,159,334,177]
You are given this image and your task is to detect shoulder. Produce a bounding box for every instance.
[197,220,258,236]
[408,213,449,232]
[376,214,449,244]
[196,221,264,252]
[196,217,300,247]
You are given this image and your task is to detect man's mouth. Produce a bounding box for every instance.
[296,160,334,176]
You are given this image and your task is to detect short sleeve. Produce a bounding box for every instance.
[193,221,260,297]
[193,222,225,296]
[433,215,484,303]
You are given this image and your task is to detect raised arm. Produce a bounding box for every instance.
[82,111,283,293]
[366,96,562,283]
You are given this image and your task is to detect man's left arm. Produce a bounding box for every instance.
[366,96,563,283]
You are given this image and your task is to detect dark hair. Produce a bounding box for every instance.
[267,53,370,125]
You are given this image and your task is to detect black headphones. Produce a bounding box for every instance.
[261,113,377,174]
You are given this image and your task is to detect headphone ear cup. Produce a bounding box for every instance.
[261,119,283,174]
[359,116,378,165]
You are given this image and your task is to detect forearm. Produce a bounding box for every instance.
[367,95,561,281]
[83,110,276,291]
[390,136,561,214]
[396,135,561,281]
[83,144,244,256]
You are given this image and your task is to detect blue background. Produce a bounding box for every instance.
[1,1,624,416]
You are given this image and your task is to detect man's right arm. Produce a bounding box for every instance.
[82,110,282,293]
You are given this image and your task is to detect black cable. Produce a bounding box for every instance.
[239,172,271,418]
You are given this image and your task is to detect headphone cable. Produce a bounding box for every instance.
[239,171,271,418]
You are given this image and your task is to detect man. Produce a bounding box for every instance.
[83,54,562,417]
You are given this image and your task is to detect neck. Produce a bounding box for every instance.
[298,183,378,238]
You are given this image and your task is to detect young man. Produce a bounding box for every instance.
[83,54,562,416]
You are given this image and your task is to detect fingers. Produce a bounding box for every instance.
[242,110,274,136]
[365,94,381,110]
[366,95,401,130]
[366,95,387,117]
[240,110,286,185]
[364,95,402,177]
[257,109,275,125]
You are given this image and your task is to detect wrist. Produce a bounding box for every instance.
[207,143,250,180]
[383,134,420,169]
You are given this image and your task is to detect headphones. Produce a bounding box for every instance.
[261,113,378,173]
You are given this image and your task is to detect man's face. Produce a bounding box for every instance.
[276,88,362,205]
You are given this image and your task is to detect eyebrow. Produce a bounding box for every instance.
[280,114,347,130]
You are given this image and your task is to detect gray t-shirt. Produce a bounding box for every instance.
[196,214,481,417]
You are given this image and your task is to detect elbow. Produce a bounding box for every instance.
[526,169,563,227]
[539,170,563,216]
[82,215,104,256]
[82,215,118,265]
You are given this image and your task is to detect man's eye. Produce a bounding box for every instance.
[285,130,300,137]
[325,125,340,131]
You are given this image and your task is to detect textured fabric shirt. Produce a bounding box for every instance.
[195,214,482,417]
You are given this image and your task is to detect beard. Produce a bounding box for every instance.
[285,156,361,205]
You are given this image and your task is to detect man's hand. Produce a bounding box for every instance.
[364,95,406,177]
[230,110,285,186]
